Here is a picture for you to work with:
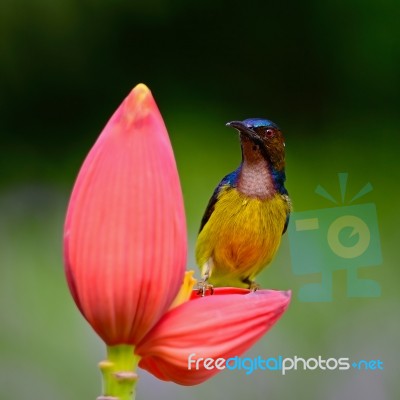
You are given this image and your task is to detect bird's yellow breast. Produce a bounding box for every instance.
[195,186,289,287]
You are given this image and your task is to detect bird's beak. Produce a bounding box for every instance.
[226,121,258,140]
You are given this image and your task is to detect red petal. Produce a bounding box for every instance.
[190,287,251,299]
[136,289,290,385]
[64,84,187,345]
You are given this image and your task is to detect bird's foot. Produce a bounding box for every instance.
[196,280,214,297]
[243,278,260,292]
[249,282,261,292]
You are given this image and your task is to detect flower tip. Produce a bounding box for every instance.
[130,83,152,103]
[121,83,156,127]
[281,290,292,312]
[252,289,291,315]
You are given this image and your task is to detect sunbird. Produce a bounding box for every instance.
[195,118,291,290]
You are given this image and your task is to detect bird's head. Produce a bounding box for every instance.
[226,118,286,171]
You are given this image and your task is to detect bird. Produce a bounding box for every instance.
[195,118,291,291]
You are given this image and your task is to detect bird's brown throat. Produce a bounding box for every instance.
[237,139,275,199]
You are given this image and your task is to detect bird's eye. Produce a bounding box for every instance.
[266,129,274,137]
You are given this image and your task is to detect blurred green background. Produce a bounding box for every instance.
[1,0,399,399]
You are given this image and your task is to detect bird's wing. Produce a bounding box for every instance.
[282,194,291,234]
[198,168,240,233]
[282,212,290,234]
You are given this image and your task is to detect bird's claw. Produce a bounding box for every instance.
[249,282,261,292]
[196,280,214,297]
[244,279,260,292]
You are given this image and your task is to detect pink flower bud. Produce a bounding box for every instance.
[64,84,187,345]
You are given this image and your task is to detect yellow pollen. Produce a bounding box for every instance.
[169,270,197,310]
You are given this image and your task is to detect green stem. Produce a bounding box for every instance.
[97,345,141,400]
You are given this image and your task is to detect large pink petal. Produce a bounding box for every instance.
[64,84,187,345]
[136,289,290,385]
